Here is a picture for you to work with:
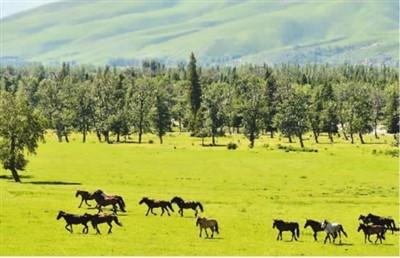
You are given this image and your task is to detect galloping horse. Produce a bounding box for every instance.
[321,220,347,244]
[170,196,204,217]
[273,219,300,241]
[364,213,397,234]
[85,213,122,234]
[92,190,126,214]
[75,190,95,208]
[196,217,219,238]
[357,223,386,244]
[139,197,174,216]
[56,211,90,234]
[304,219,333,241]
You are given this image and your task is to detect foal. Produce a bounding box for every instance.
[75,190,94,208]
[196,217,219,238]
[56,211,90,234]
[171,196,204,217]
[273,219,300,241]
[139,197,174,216]
[85,213,122,234]
[357,223,386,244]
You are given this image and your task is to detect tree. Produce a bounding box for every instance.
[263,74,278,137]
[151,83,171,144]
[187,53,202,134]
[0,89,44,182]
[72,80,94,143]
[308,85,323,143]
[203,82,226,145]
[384,84,399,144]
[370,86,385,139]
[320,82,339,143]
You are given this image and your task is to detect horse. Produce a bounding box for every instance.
[304,219,333,241]
[273,219,300,241]
[196,217,219,238]
[321,220,347,244]
[56,211,90,234]
[85,213,122,234]
[92,189,126,214]
[364,213,397,234]
[357,223,386,244]
[170,196,204,217]
[139,197,174,216]
[75,190,95,208]
[358,215,369,224]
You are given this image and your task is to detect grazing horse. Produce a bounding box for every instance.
[321,220,347,244]
[85,213,122,234]
[139,197,174,216]
[196,217,219,238]
[365,213,397,234]
[273,219,300,241]
[304,219,333,241]
[92,190,126,214]
[75,190,94,208]
[357,223,386,244]
[56,211,90,234]
[170,196,204,217]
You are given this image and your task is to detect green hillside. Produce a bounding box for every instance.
[1,0,399,65]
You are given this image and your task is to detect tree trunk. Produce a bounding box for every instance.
[201,136,204,146]
[159,135,163,144]
[104,131,110,144]
[350,133,354,144]
[288,134,292,143]
[340,122,348,140]
[236,127,240,134]
[374,120,379,139]
[359,133,365,144]
[312,130,319,144]
[64,134,69,143]
[96,130,102,142]
[82,128,87,143]
[394,133,399,146]
[56,131,62,142]
[298,134,304,148]
[178,119,182,132]
[212,134,215,146]
[11,168,21,183]
[270,130,274,138]
[138,132,142,144]
[328,132,334,144]
[116,132,120,143]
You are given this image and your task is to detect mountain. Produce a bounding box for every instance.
[1,0,398,66]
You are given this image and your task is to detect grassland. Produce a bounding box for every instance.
[2,0,398,65]
[0,132,399,255]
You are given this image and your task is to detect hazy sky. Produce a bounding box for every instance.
[0,0,59,19]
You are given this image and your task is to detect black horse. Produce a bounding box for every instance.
[85,213,122,234]
[364,213,397,234]
[273,219,300,241]
[304,219,328,241]
[170,196,204,217]
[139,197,174,216]
[75,190,94,208]
[358,223,386,244]
[56,211,90,234]
[92,190,126,214]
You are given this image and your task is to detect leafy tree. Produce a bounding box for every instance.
[384,84,399,144]
[151,83,171,144]
[187,53,202,134]
[72,80,94,143]
[321,82,339,143]
[0,89,44,182]
[203,82,226,145]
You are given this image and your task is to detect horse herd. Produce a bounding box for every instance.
[58,189,398,244]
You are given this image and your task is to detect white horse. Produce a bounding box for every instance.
[321,219,348,244]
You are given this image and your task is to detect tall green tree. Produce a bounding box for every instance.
[384,84,399,144]
[203,82,226,145]
[0,89,44,182]
[151,83,171,144]
[187,53,202,134]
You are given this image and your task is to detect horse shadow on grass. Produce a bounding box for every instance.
[203,237,224,240]
[0,175,34,180]
[24,181,81,185]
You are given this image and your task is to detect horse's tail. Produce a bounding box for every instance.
[113,216,122,227]
[117,198,126,212]
[339,225,348,238]
[167,202,174,212]
[197,202,204,212]
[215,222,219,234]
[295,223,300,238]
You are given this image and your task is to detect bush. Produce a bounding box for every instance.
[372,148,398,157]
[148,139,154,144]
[227,142,238,150]
[277,144,318,153]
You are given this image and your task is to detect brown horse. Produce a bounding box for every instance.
[358,223,386,244]
[85,213,122,234]
[92,190,126,214]
[273,219,300,241]
[75,190,95,208]
[196,217,219,238]
[139,197,174,216]
[364,213,397,234]
[170,196,204,217]
[56,211,90,234]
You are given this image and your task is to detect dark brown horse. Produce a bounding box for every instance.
[170,196,203,217]
[139,197,174,216]
[358,223,386,244]
[75,190,95,208]
[304,219,333,241]
[85,213,122,234]
[92,190,126,214]
[56,211,90,234]
[196,217,219,238]
[273,219,300,241]
[364,213,397,234]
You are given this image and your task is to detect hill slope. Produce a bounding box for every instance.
[1,0,399,65]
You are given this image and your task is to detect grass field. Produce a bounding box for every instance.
[0,132,399,255]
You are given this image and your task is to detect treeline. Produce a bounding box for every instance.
[1,53,399,148]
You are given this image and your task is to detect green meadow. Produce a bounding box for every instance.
[0,132,399,256]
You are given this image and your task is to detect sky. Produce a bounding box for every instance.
[0,0,59,19]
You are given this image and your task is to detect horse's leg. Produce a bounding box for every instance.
[146,207,150,216]
[337,231,341,244]
[95,224,101,234]
[85,199,91,207]
[205,228,209,238]
[211,229,214,238]
[313,231,317,241]
[70,224,73,233]
[195,209,198,217]
[276,231,280,241]
[65,224,71,233]
[324,234,329,244]
[78,198,84,208]
[151,208,157,215]
[179,208,183,217]
[112,204,117,214]
[161,207,165,216]
[367,234,372,243]
[199,228,202,238]
[364,234,367,243]
[166,207,171,216]
[107,222,112,234]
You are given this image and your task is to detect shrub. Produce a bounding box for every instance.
[227,142,238,150]
[277,144,318,153]
[148,139,154,144]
